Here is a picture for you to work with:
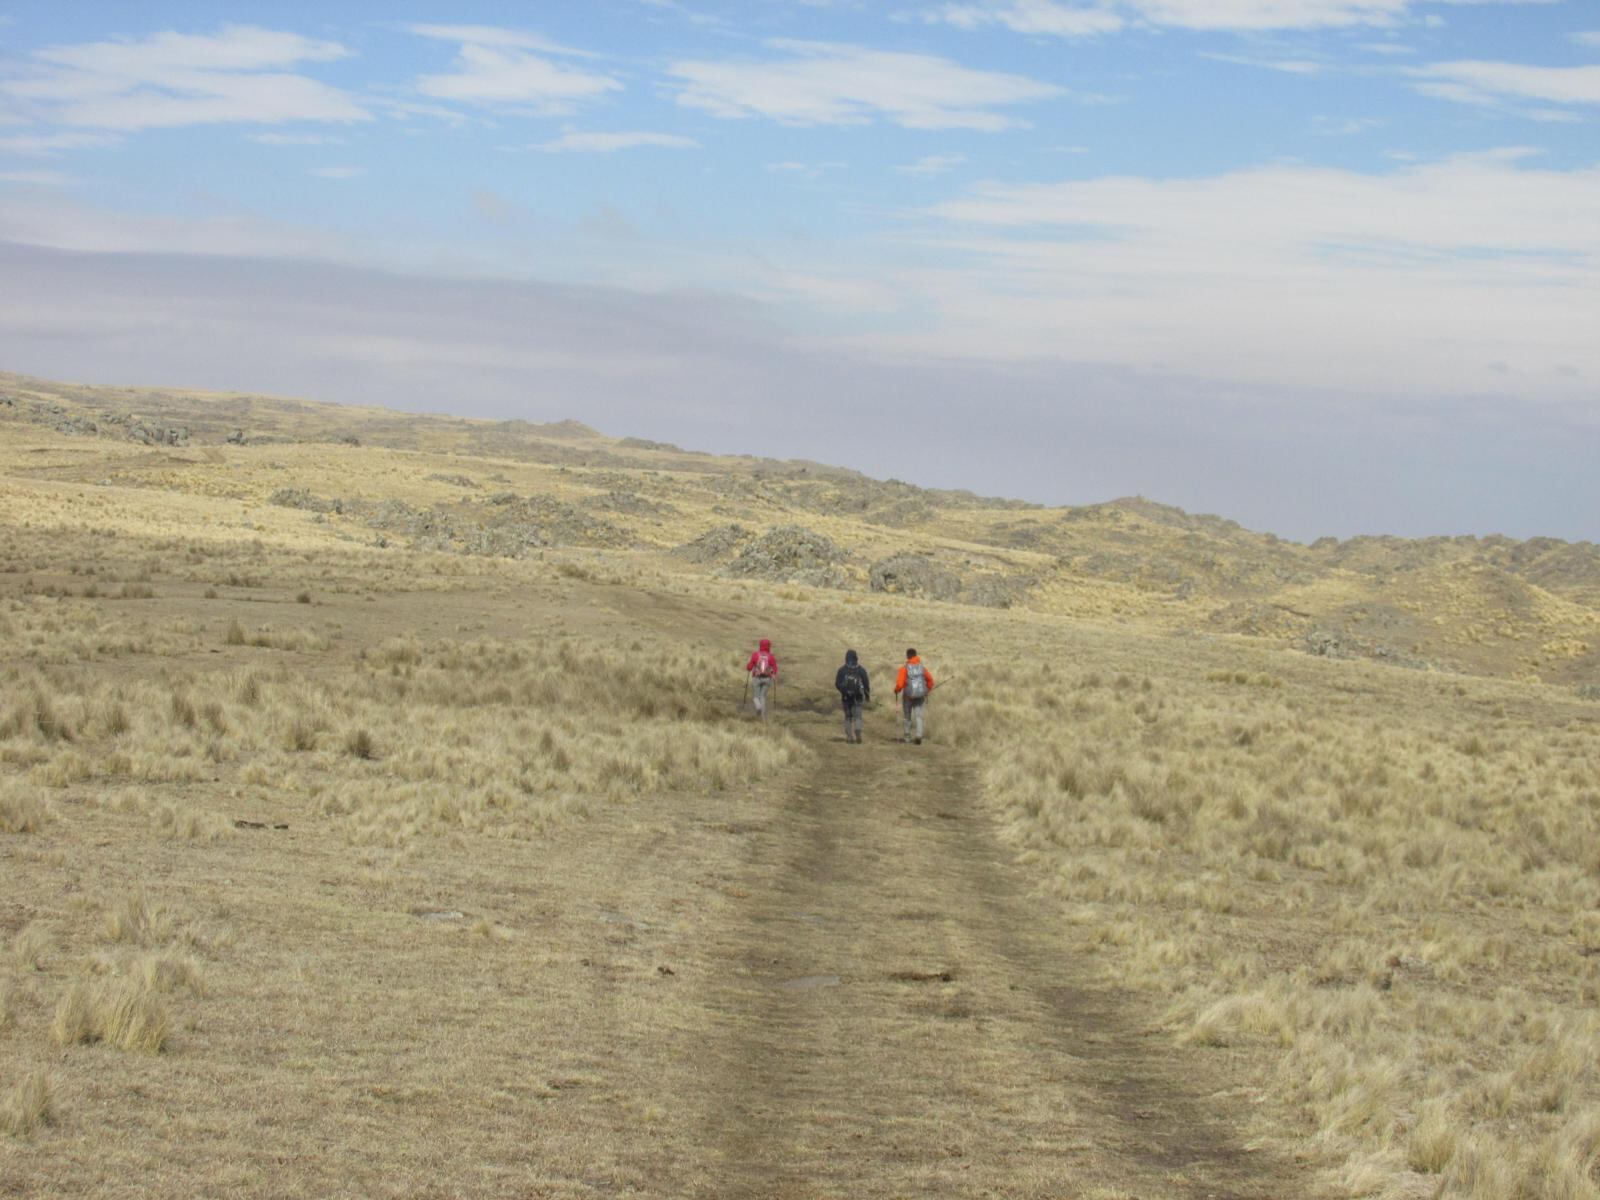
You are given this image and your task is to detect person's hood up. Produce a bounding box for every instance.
[845,649,858,665]
[759,639,771,651]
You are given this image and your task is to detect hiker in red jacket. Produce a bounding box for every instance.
[746,638,779,721]
[893,649,935,744]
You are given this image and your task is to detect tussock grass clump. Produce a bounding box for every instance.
[136,949,205,996]
[12,922,51,971]
[151,802,232,842]
[1406,1100,1459,1174]
[0,778,50,833]
[0,1070,53,1138]
[104,892,172,947]
[52,976,170,1053]
[344,727,377,760]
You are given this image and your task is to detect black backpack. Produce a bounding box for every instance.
[840,666,866,701]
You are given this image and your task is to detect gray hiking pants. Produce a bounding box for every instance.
[901,696,926,742]
[752,675,773,718]
[842,698,864,740]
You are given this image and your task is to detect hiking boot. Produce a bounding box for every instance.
[914,736,922,745]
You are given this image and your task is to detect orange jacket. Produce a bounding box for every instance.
[894,657,934,695]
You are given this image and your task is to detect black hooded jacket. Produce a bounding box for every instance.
[835,650,870,705]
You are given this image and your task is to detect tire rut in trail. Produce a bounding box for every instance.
[908,747,1289,1198]
[687,703,1306,1200]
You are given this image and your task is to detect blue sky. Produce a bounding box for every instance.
[1,1,1597,539]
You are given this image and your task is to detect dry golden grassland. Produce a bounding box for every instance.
[939,643,1600,1198]
[4,385,1600,1197]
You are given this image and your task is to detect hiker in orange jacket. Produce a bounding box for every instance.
[893,649,934,744]
[745,638,778,721]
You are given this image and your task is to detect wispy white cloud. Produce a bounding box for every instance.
[927,0,1566,34]
[0,130,119,155]
[308,164,365,179]
[892,150,1600,396]
[0,25,367,131]
[1203,51,1329,73]
[926,0,1411,34]
[1411,61,1600,108]
[406,25,600,58]
[632,0,727,27]
[1572,31,1600,49]
[251,131,345,146]
[898,152,968,175]
[535,131,697,153]
[765,160,848,178]
[926,2,1126,36]
[1128,0,1408,30]
[1311,114,1383,135]
[0,191,350,258]
[409,24,621,111]
[670,39,1062,131]
[0,169,72,186]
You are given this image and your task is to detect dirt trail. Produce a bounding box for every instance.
[563,583,1305,1197]
[648,703,1278,1197]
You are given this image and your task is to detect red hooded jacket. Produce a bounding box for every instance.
[747,639,778,678]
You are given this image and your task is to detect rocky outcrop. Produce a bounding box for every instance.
[869,554,961,602]
[723,525,848,588]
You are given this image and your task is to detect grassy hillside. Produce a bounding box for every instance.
[5,369,1595,686]
[4,370,1600,1198]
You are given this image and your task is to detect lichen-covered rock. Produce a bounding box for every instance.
[724,525,847,587]
[675,524,752,564]
[869,554,961,602]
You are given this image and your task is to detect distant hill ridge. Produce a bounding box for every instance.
[3,369,1596,684]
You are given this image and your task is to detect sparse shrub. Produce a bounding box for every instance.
[203,586,219,599]
[116,582,155,600]
[345,728,377,760]
[224,620,246,646]
[296,591,312,604]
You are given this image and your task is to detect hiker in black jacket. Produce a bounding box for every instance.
[835,649,871,744]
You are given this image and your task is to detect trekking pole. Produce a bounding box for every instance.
[740,674,750,713]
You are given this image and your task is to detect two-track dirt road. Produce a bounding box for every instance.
[505,585,1310,1198]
